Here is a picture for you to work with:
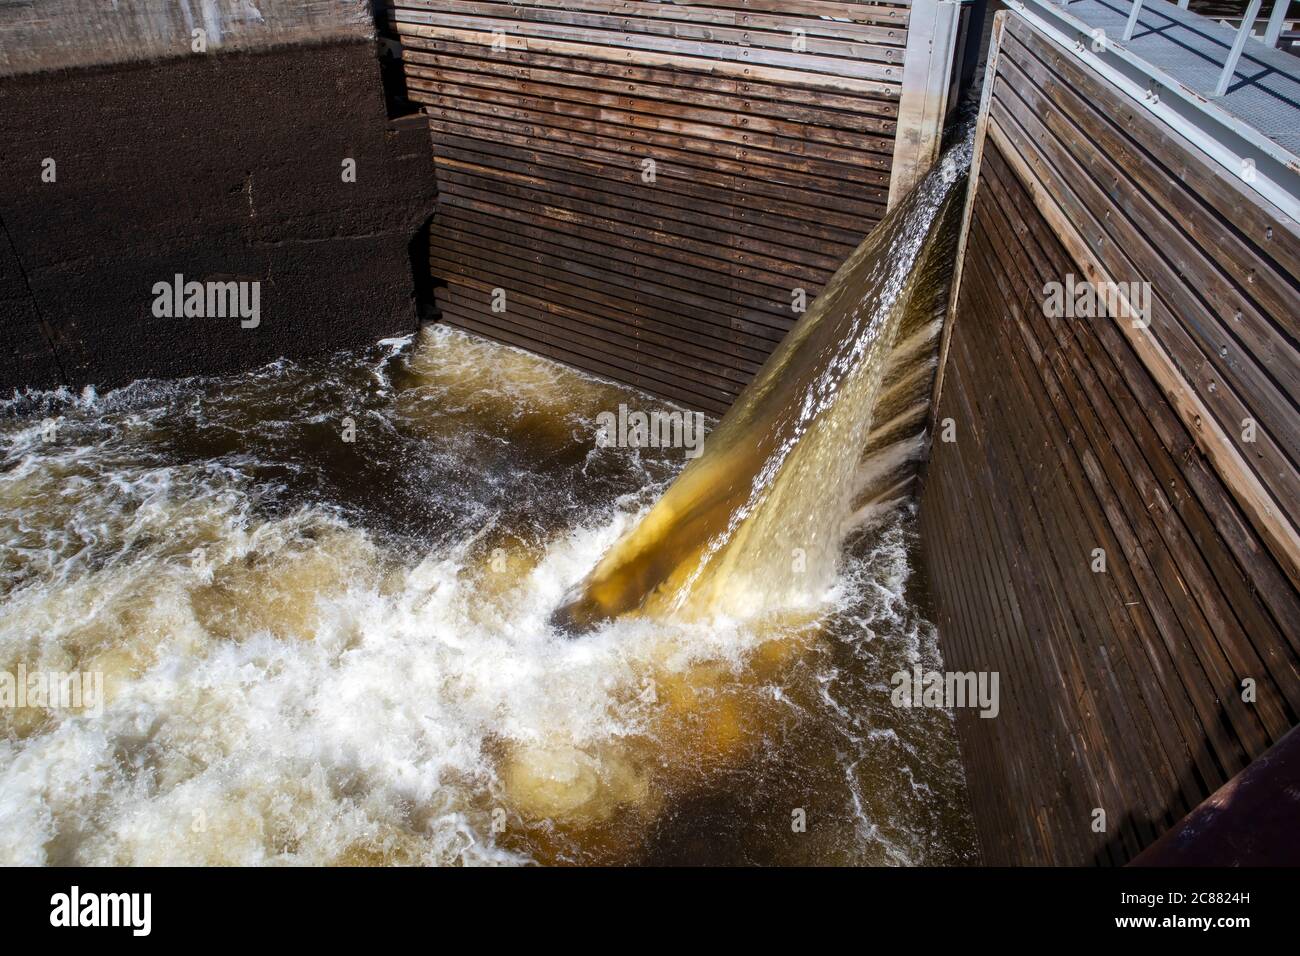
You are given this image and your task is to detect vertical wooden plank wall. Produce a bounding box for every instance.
[919,13,1300,865]
[381,1,924,414]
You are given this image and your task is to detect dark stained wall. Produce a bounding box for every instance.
[0,39,438,392]
[919,15,1300,865]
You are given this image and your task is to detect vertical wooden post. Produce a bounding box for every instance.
[888,0,965,208]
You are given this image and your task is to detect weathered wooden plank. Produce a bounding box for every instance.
[992,52,1300,490]
[387,9,906,78]
[439,287,747,403]
[440,295,736,413]
[986,104,1300,598]
[433,152,856,267]
[888,0,961,206]
[383,0,919,409]
[921,11,1300,867]
[1004,18,1300,291]
[943,279,1148,862]
[434,167,838,287]
[399,39,903,113]
[391,22,904,96]
[432,197,806,327]
[403,64,897,153]
[413,86,890,176]
[392,1,908,57]
[438,273,759,383]
[971,168,1258,795]
[615,0,911,27]
[977,151,1294,738]
[395,0,910,45]
[973,188,1217,812]
[930,340,1098,862]
[982,85,1300,727]
[426,122,885,230]
[964,223,1192,847]
[431,178,825,299]
[977,132,1294,749]
[429,239,782,358]
[431,214,792,352]
[422,103,891,200]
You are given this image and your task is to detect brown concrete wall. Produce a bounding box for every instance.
[0,38,438,392]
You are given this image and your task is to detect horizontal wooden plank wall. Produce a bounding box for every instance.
[380,0,915,413]
[919,12,1300,865]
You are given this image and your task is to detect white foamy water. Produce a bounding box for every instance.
[0,326,975,866]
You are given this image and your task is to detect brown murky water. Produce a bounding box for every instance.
[0,327,976,865]
[0,141,979,865]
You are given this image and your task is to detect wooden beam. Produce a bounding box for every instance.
[930,9,1005,415]
[887,0,962,206]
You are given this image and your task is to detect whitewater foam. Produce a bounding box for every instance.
[0,315,975,865]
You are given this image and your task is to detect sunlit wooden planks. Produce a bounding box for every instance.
[387,0,909,82]
[379,0,913,411]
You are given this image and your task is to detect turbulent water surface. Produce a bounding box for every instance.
[555,141,969,633]
[1,330,976,866]
[2,113,982,868]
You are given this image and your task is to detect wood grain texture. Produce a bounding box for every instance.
[379,0,915,410]
[920,15,1300,866]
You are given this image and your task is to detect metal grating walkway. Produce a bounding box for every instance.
[1065,0,1300,154]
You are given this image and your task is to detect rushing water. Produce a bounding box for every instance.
[555,140,969,633]
[0,149,978,867]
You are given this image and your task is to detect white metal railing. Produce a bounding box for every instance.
[1013,0,1299,217]
[1060,0,1294,95]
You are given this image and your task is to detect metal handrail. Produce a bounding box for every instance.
[1020,0,1300,217]
[1123,0,1147,40]
[1215,0,1265,94]
[1264,0,1293,45]
[1060,0,1294,95]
